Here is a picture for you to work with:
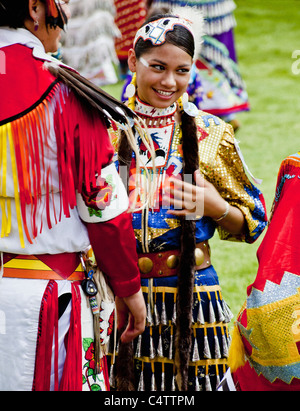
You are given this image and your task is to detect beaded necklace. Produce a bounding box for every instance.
[135,96,177,128]
[132,98,183,208]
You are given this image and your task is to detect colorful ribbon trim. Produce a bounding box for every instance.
[2,255,85,281]
[0,82,108,248]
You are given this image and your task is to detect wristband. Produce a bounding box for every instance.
[214,202,230,222]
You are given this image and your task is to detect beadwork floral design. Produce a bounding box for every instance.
[82,338,105,391]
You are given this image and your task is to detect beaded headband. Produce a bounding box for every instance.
[133,17,195,48]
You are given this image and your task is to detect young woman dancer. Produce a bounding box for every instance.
[109,9,267,391]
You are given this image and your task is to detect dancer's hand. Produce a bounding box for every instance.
[164,170,245,235]
[163,170,227,219]
[115,289,146,343]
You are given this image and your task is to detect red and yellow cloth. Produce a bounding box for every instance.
[114,0,147,62]
[0,42,141,297]
[0,30,144,391]
[230,153,300,390]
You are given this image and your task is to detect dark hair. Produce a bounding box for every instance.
[0,0,38,28]
[0,0,65,29]
[133,13,199,390]
[134,14,195,59]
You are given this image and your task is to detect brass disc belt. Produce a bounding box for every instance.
[138,241,211,279]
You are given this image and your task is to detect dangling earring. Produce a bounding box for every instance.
[125,79,136,99]
[182,92,189,106]
[34,20,39,31]
[178,91,199,117]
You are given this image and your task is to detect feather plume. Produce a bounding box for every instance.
[45,62,137,126]
[171,5,205,58]
[47,0,59,18]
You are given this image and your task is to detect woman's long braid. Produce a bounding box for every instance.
[175,109,199,391]
[114,72,137,390]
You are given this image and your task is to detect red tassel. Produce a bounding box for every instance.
[11,120,33,244]
[59,283,82,391]
[7,82,112,246]
[103,357,110,391]
[32,281,59,391]
[27,111,40,238]
[32,282,83,391]
[45,168,52,229]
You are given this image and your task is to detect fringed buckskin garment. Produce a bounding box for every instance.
[108,97,267,391]
[0,28,142,391]
[229,153,300,391]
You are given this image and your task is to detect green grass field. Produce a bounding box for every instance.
[103,0,300,320]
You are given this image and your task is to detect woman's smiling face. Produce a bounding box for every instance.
[128,42,193,109]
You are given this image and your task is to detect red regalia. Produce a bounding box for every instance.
[114,0,147,63]
[230,153,300,390]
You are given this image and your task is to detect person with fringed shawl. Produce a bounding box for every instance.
[0,0,147,391]
[107,7,267,391]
